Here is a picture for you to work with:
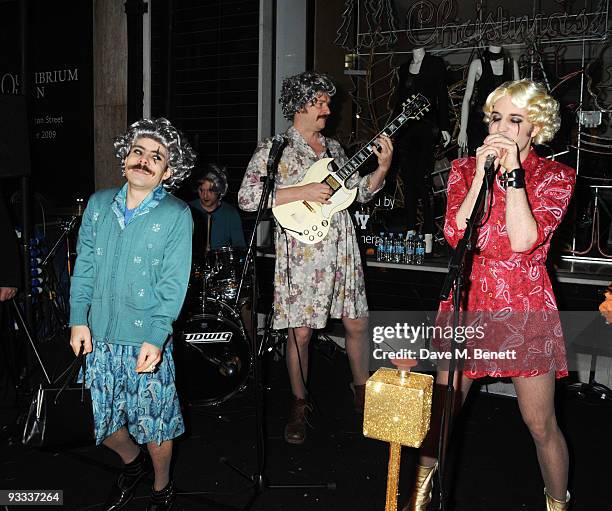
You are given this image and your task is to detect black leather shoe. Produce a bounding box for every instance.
[103,453,151,511]
[146,481,175,511]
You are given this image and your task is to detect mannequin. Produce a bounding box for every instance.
[457,45,519,155]
[404,48,451,146]
[394,47,451,253]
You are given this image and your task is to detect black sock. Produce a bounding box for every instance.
[151,480,173,500]
[124,450,146,477]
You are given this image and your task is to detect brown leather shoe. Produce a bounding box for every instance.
[284,397,313,445]
[350,382,366,414]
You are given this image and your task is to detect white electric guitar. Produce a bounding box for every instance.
[272,93,431,244]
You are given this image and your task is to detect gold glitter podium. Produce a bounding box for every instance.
[363,359,433,511]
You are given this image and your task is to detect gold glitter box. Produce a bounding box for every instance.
[363,368,434,447]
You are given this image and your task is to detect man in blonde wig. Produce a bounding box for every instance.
[403,80,575,511]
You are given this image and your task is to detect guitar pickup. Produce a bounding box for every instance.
[324,175,341,191]
[302,201,315,212]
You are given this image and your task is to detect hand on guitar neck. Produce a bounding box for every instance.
[367,134,394,192]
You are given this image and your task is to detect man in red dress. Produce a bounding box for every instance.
[404,79,575,511]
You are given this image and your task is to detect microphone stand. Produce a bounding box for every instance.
[435,159,498,510]
[223,136,334,511]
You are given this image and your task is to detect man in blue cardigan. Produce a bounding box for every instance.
[69,118,195,511]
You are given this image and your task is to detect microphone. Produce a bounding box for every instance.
[266,134,286,172]
[197,350,240,377]
[484,153,497,175]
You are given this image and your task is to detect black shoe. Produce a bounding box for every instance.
[103,451,151,511]
[146,481,175,511]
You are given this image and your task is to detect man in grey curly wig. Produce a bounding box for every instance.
[240,72,393,445]
[69,117,195,511]
[114,117,196,189]
[279,71,336,121]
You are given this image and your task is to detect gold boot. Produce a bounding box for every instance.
[545,488,570,511]
[402,462,438,511]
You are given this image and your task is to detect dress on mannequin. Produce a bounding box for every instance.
[458,46,519,156]
[394,48,450,242]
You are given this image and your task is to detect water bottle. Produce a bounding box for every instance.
[376,232,385,262]
[415,235,425,265]
[394,233,404,263]
[405,233,415,264]
[385,233,394,262]
[383,232,390,261]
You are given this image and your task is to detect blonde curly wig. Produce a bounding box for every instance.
[483,79,561,145]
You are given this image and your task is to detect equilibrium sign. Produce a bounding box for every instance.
[0,0,94,201]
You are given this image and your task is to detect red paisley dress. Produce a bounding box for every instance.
[439,149,576,379]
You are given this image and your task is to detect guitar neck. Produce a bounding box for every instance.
[335,111,411,182]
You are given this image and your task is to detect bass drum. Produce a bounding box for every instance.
[175,298,251,406]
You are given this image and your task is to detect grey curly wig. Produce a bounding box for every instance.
[114,117,197,189]
[279,71,336,121]
[196,164,228,198]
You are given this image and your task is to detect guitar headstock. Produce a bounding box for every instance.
[401,93,431,121]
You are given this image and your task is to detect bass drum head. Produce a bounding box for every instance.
[175,299,251,406]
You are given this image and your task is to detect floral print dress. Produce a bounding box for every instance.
[239,126,380,329]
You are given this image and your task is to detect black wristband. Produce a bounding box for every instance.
[500,167,525,189]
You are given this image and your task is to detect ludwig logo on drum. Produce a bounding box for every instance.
[184,331,233,343]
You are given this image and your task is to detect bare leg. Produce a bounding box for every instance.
[342,316,370,385]
[418,371,473,468]
[512,372,569,501]
[402,372,473,511]
[147,440,174,491]
[286,326,313,399]
[102,426,140,464]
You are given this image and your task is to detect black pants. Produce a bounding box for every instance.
[397,119,437,234]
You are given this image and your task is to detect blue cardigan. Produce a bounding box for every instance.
[69,185,193,349]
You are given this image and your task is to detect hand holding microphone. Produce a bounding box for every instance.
[483,133,521,171]
[483,153,496,173]
[475,145,500,180]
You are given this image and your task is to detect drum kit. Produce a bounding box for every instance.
[174,247,254,406]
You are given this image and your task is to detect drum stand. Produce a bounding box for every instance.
[257,308,286,361]
[219,138,335,510]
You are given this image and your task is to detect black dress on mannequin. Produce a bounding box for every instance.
[467,49,514,155]
[395,54,450,234]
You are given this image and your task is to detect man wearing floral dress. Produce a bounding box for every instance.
[239,71,393,444]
